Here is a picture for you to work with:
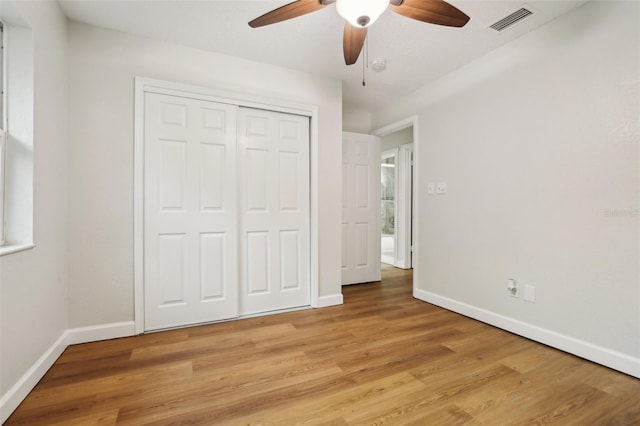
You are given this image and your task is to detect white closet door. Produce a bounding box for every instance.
[144,93,238,331]
[238,108,310,315]
[341,132,381,285]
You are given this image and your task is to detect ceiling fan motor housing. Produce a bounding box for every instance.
[357,16,370,27]
[337,0,389,28]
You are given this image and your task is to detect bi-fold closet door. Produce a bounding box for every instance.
[144,92,310,331]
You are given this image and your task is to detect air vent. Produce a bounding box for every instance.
[490,7,533,32]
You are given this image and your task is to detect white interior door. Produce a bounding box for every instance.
[341,132,381,285]
[238,108,310,315]
[144,93,239,331]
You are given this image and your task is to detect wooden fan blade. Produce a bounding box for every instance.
[249,0,331,28]
[390,0,470,27]
[343,23,367,65]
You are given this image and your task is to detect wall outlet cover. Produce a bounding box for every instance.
[436,182,447,194]
[524,284,536,302]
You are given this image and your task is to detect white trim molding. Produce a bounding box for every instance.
[317,293,344,308]
[414,288,640,379]
[0,322,136,423]
[0,334,67,423]
[396,143,413,269]
[0,243,35,256]
[66,321,136,345]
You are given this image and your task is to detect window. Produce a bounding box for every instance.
[0,21,5,245]
[0,129,5,246]
[0,14,34,255]
[1,20,5,129]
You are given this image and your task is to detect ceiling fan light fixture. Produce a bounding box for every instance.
[336,0,389,28]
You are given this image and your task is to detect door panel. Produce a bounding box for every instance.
[280,230,300,290]
[157,234,186,305]
[200,144,225,210]
[159,140,186,210]
[238,108,310,315]
[144,93,239,331]
[199,232,225,300]
[342,132,381,285]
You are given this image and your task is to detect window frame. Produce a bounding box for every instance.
[0,129,5,246]
[1,20,4,130]
[0,13,36,256]
[0,20,6,246]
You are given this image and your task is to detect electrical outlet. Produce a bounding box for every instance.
[436,182,447,194]
[524,284,536,302]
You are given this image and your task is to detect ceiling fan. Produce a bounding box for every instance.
[249,0,470,65]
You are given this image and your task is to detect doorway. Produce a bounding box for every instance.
[380,149,397,265]
[373,116,418,297]
[380,129,413,269]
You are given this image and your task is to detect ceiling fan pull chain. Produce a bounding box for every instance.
[362,56,366,86]
[366,31,369,68]
[362,33,368,87]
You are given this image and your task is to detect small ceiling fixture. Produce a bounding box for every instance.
[370,57,386,72]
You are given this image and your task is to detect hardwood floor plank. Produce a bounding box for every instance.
[47,409,120,426]
[230,372,427,426]
[7,360,193,424]
[114,358,344,424]
[6,267,640,425]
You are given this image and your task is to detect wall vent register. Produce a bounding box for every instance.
[490,7,533,32]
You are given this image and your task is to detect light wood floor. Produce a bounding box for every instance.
[7,266,640,425]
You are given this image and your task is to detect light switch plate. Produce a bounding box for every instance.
[427,182,435,194]
[436,182,447,194]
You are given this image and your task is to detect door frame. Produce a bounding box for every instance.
[133,77,320,334]
[396,142,413,269]
[373,116,419,290]
[380,148,399,267]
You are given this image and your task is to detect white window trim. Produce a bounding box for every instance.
[0,19,35,256]
[1,20,5,131]
[0,21,5,246]
[0,128,5,245]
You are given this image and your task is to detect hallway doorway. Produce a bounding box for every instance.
[379,129,413,270]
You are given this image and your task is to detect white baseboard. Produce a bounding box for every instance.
[0,321,136,423]
[414,288,640,378]
[66,321,136,345]
[317,293,344,308]
[0,333,67,424]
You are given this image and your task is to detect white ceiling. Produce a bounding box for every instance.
[58,0,589,112]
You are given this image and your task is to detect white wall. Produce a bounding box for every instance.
[0,0,68,408]
[67,22,343,327]
[343,104,371,133]
[374,1,639,373]
[381,127,413,152]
